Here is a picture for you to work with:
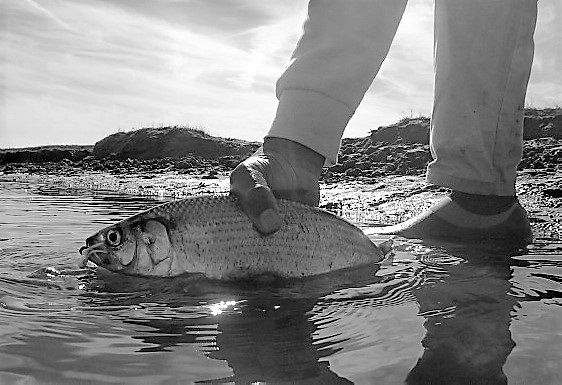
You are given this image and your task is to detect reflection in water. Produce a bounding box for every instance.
[102,246,530,384]
[1,180,560,383]
[407,246,519,384]
[116,268,388,383]
[123,298,354,383]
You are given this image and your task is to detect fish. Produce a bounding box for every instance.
[79,195,392,280]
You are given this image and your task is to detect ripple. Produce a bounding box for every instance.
[1,174,561,383]
[419,253,466,267]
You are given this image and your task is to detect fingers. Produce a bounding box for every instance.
[245,185,282,234]
[230,142,322,234]
[230,163,282,234]
[274,186,320,207]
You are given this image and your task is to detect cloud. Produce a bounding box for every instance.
[8,0,75,31]
[1,0,308,146]
[1,0,560,148]
[526,1,562,107]
[349,0,562,137]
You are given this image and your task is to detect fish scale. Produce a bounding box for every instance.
[82,195,390,279]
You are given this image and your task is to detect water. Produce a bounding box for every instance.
[0,175,560,384]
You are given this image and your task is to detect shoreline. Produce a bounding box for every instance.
[1,108,560,182]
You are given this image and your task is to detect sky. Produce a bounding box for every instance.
[1,0,561,148]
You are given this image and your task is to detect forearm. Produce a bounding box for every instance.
[268,0,407,164]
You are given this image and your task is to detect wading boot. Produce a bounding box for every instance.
[373,192,532,247]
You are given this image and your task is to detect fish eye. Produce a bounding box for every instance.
[105,228,123,247]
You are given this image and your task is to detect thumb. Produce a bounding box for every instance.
[230,163,282,234]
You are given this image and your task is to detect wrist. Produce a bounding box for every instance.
[263,137,325,178]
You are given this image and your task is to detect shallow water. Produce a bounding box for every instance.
[0,175,560,384]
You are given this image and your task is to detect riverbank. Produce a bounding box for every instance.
[1,108,560,181]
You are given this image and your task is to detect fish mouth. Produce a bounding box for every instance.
[79,237,111,268]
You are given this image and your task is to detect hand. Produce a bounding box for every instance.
[230,137,325,234]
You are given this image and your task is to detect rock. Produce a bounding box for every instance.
[345,167,362,177]
[543,188,562,198]
[93,126,259,161]
[175,159,194,170]
[523,116,541,139]
[328,163,345,173]
[1,108,559,180]
[544,121,562,139]
[523,108,562,139]
[217,156,242,169]
[201,170,218,179]
[343,158,357,169]
[0,146,92,164]
[370,117,430,145]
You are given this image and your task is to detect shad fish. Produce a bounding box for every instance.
[80,195,391,280]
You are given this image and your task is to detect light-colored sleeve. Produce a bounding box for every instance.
[267,0,407,164]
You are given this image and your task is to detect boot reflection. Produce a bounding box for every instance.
[406,247,520,385]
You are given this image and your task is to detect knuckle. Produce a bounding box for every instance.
[246,185,270,203]
[230,163,248,179]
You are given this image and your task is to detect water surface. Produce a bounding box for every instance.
[0,175,560,384]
